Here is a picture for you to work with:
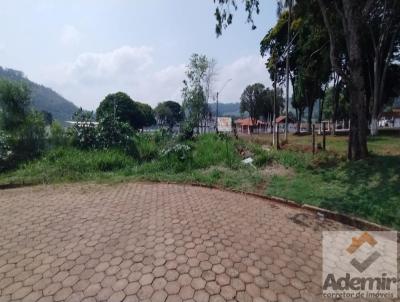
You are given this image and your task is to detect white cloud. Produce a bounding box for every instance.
[64,46,154,85]
[216,56,271,102]
[60,25,82,47]
[43,46,271,110]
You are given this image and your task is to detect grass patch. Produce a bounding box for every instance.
[1,147,136,184]
[1,132,399,229]
[267,153,400,229]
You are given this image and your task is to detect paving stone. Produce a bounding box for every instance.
[152,290,168,302]
[179,285,194,299]
[220,285,236,300]
[0,183,355,302]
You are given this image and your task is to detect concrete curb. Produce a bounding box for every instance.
[161,181,393,232]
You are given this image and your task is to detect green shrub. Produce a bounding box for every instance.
[0,80,47,169]
[161,143,192,161]
[178,121,195,141]
[253,152,272,167]
[153,128,172,144]
[0,131,12,171]
[135,134,160,161]
[10,111,46,163]
[159,143,193,172]
[49,121,70,147]
[71,109,98,149]
[96,113,135,152]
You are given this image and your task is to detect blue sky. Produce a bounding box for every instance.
[0,0,277,109]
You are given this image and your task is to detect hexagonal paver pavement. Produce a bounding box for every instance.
[0,182,385,301]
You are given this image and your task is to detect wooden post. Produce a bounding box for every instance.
[312,124,316,154]
[322,122,326,150]
[272,121,275,146]
[276,123,280,150]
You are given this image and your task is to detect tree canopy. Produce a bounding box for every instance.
[155,101,183,129]
[240,83,283,122]
[213,0,400,159]
[0,79,46,169]
[137,103,156,128]
[96,92,155,130]
[182,54,215,132]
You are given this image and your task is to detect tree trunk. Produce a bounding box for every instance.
[307,101,314,133]
[297,110,302,134]
[332,78,340,136]
[370,51,381,136]
[370,117,378,135]
[318,0,369,159]
[344,0,368,160]
[318,98,324,124]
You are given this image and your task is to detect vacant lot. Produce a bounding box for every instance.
[1,133,399,229]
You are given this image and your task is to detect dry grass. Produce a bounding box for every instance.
[239,132,400,156]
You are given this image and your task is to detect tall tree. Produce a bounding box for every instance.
[262,0,331,132]
[96,92,143,130]
[240,83,266,122]
[259,87,284,123]
[277,0,294,140]
[364,0,400,135]
[214,0,383,160]
[0,80,30,131]
[317,0,371,159]
[155,101,183,130]
[323,85,350,123]
[182,54,215,133]
[137,102,156,129]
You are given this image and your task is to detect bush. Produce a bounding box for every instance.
[178,121,195,141]
[0,80,46,169]
[135,134,159,161]
[253,152,272,167]
[8,111,46,165]
[49,122,69,147]
[0,131,12,171]
[159,143,192,172]
[71,109,98,149]
[161,143,192,160]
[69,109,139,158]
[153,128,172,144]
[96,113,138,157]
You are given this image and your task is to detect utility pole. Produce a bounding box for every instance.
[216,92,219,132]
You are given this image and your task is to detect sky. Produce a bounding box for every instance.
[0,0,277,110]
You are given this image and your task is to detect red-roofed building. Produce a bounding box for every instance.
[234,118,268,134]
[380,109,400,128]
[275,115,296,124]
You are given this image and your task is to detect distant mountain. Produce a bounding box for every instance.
[0,67,78,124]
[208,102,247,117]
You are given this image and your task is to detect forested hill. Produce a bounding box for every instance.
[0,67,78,124]
[208,102,245,117]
